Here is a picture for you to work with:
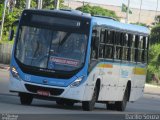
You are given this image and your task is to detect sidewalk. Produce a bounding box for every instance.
[144,84,160,96]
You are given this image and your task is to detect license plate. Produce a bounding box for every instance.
[37,90,50,96]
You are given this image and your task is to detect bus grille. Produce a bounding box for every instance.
[25,84,64,96]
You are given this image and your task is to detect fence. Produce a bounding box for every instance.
[0,44,13,64]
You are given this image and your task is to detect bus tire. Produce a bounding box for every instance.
[82,85,98,111]
[19,93,33,105]
[115,87,128,111]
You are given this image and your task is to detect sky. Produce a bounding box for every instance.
[78,0,160,11]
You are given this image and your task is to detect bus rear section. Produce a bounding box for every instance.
[85,17,149,111]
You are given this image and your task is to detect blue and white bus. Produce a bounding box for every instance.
[9,9,150,111]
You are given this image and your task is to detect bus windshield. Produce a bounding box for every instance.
[15,26,88,72]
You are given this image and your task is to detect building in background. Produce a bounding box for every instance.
[64,0,160,26]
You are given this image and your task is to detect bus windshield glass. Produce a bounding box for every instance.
[15,26,88,72]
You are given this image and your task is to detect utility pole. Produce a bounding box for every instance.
[125,0,130,23]
[155,0,159,18]
[138,0,143,24]
[37,0,43,9]
[83,1,85,7]
[0,0,8,41]
[26,0,31,9]
[67,0,70,8]
[54,0,59,9]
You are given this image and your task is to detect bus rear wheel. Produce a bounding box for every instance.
[115,87,128,111]
[82,85,98,111]
[19,93,33,105]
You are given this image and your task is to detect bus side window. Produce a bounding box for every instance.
[135,35,140,62]
[131,35,135,62]
[142,37,148,63]
[128,34,133,47]
[106,31,114,44]
[138,36,143,62]
[99,29,105,58]
[105,31,114,59]
[127,34,133,61]
[91,29,99,59]
[122,33,129,61]
[115,32,122,60]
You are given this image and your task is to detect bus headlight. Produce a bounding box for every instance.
[70,76,85,87]
[11,66,21,81]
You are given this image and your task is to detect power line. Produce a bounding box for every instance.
[155,0,159,17]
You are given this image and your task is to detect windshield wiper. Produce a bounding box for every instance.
[59,33,71,46]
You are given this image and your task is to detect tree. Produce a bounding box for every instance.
[0,4,3,20]
[121,3,132,14]
[40,0,65,9]
[76,4,119,21]
[154,15,160,25]
[0,0,65,41]
[147,44,160,82]
[147,15,160,83]
[150,24,160,45]
[14,0,26,9]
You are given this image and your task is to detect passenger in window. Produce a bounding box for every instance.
[105,46,113,59]
[116,47,121,60]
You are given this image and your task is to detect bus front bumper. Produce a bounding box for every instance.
[9,75,87,101]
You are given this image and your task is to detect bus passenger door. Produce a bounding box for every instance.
[86,27,102,100]
[89,27,103,78]
[9,20,19,41]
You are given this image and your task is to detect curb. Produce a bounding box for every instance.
[144,92,160,96]
[145,84,160,88]
[0,64,10,70]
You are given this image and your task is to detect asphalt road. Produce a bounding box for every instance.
[0,69,160,120]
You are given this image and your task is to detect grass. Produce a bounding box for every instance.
[0,35,14,44]
[0,40,14,44]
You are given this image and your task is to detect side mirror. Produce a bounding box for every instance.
[9,20,19,41]
[9,29,14,41]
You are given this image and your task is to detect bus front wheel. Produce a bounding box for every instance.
[82,85,98,111]
[19,93,33,105]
